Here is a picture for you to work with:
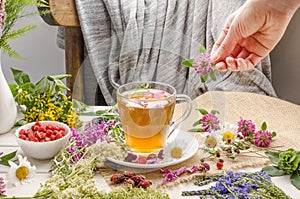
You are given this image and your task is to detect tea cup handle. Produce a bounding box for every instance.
[168,94,192,137]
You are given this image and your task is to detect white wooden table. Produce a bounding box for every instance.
[1,92,300,198]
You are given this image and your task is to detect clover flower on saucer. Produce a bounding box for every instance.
[8,155,36,186]
[220,122,238,145]
[199,130,223,152]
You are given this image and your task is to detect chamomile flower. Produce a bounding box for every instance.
[199,130,223,151]
[220,122,238,145]
[8,155,36,187]
[163,139,188,162]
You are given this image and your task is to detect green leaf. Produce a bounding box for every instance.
[265,151,280,165]
[261,166,286,176]
[10,68,30,85]
[209,70,216,81]
[0,150,17,166]
[188,128,205,132]
[181,59,194,68]
[211,110,219,115]
[192,119,202,127]
[14,119,28,127]
[272,131,277,138]
[50,74,72,80]
[261,122,267,131]
[291,170,300,190]
[199,45,206,53]
[79,112,98,116]
[200,74,208,83]
[20,82,36,93]
[198,109,209,115]
[35,77,50,93]
[249,132,255,139]
[73,99,88,113]
[9,84,18,97]
[52,78,70,91]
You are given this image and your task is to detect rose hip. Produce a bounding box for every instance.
[110,173,125,184]
[18,122,66,142]
[137,180,152,188]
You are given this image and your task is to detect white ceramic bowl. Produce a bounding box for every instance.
[15,121,71,160]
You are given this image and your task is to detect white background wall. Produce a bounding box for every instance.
[2,8,65,85]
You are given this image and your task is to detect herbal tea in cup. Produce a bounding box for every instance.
[117,82,191,153]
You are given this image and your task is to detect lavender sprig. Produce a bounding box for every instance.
[182,171,292,199]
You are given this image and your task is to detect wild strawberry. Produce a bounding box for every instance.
[216,162,223,170]
[137,180,152,188]
[110,173,125,184]
[124,178,135,187]
[138,156,147,164]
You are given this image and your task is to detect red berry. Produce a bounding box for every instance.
[110,173,125,184]
[137,180,152,188]
[131,175,145,185]
[124,178,135,187]
[138,156,147,164]
[124,171,135,178]
[216,162,223,170]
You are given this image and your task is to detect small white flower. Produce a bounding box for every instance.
[8,155,36,187]
[199,130,223,151]
[163,139,188,162]
[220,122,238,144]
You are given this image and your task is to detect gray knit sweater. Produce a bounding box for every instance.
[58,0,277,105]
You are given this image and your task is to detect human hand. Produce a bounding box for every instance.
[211,0,300,71]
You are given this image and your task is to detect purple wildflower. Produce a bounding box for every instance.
[253,130,272,147]
[67,128,88,163]
[201,162,210,171]
[237,118,256,137]
[82,118,115,145]
[186,165,200,173]
[0,177,5,195]
[162,173,177,184]
[193,53,212,75]
[173,167,187,176]
[201,113,220,132]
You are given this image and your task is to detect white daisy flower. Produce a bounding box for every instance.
[163,139,188,162]
[8,155,36,187]
[220,122,238,145]
[199,130,223,151]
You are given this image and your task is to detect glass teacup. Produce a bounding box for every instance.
[117,81,192,153]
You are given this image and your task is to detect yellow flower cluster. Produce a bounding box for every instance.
[21,93,79,128]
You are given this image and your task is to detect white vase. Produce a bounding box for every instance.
[0,61,17,134]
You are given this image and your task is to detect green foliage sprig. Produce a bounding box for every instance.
[262,149,300,190]
[9,68,84,128]
[1,0,48,59]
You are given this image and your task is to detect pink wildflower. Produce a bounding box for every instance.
[237,118,256,137]
[253,130,272,147]
[0,177,5,195]
[193,53,212,75]
[201,113,220,132]
[0,0,6,38]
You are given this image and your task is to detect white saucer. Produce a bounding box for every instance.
[105,129,198,173]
